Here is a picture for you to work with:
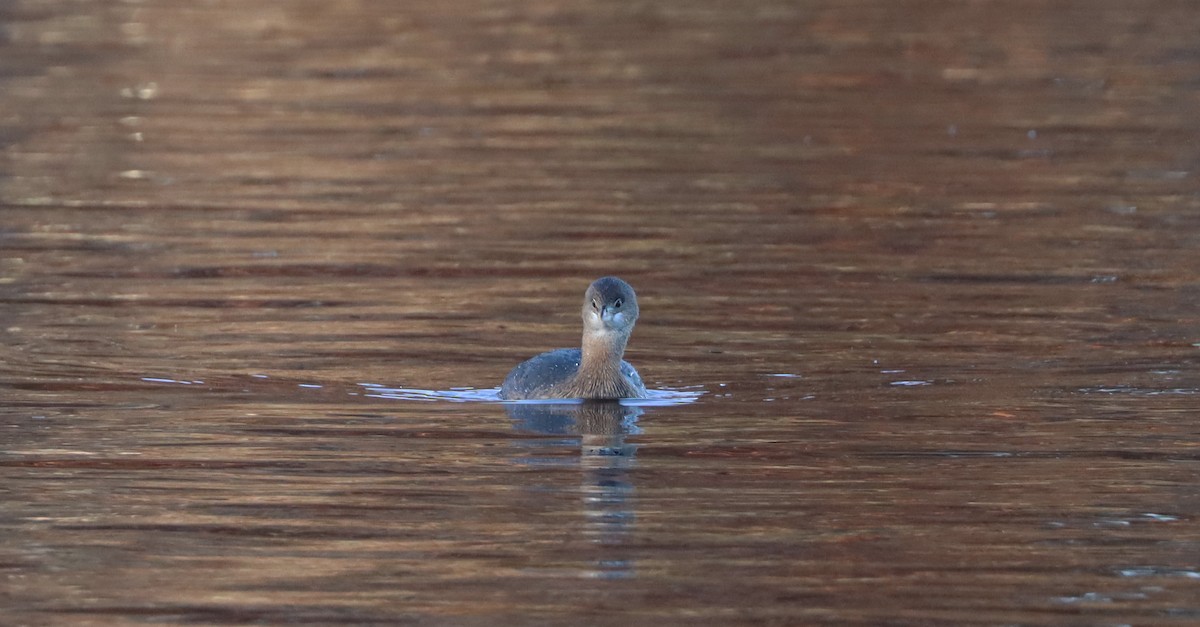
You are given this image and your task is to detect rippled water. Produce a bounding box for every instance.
[3,0,1200,624]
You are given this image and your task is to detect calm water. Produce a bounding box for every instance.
[3,1,1200,624]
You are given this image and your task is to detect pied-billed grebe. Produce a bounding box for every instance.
[500,276,647,400]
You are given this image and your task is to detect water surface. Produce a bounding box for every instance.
[3,1,1200,624]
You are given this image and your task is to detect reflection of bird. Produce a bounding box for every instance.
[500,277,647,400]
[506,399,642,436]
[507,400,639,579]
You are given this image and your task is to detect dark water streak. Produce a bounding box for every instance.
[3,0,1200,624]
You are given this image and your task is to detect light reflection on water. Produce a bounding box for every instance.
[358,382,704,406]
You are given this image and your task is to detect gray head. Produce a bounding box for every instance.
[581,276,639,339]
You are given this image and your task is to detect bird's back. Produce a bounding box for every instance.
[499,349,582,400]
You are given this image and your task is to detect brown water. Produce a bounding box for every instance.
[3,1,1200,624]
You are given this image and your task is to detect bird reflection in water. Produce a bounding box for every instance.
[507,400,641,579]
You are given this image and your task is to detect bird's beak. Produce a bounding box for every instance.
[601,306,627,328]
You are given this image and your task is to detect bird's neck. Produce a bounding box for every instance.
[580,329,628,374]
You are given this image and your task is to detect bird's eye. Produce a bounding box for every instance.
[614,298,623,308]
